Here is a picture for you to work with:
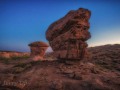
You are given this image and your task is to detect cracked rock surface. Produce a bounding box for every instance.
[46,8,91,59]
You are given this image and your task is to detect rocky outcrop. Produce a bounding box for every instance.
[46,8,91,60]
[28,41,49,61]
[0,44,120,90]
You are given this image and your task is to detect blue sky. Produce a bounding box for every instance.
[0,0,120,52]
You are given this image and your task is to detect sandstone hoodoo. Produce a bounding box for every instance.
[28,41,49,61]
[46,8,91,60]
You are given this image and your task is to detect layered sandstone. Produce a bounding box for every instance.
[28,41,49,61]
[46,8,91,60]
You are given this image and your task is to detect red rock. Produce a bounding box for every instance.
[46,8,91,60]
[28,41,49,61]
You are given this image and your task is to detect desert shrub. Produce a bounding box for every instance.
[30,60,42,65]
[0,54,30,62]
[0,56,10,60]
[0,56,11,64]
[13,67,25,73]
[3,59,9,64]
[25,63,32,68]
[11,55,30,60]
[15,62,32,68]
[13,62,32,73]
[15,62,27,67]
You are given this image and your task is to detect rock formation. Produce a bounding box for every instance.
[28,41,49,61]
[46,8,91,60]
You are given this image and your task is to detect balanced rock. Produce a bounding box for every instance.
[28,41,49,61]
[46,8,91,60]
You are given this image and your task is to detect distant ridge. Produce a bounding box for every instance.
[0,50,30,53]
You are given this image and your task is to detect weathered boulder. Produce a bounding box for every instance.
[28,41,49,61]
[46,8,91,60]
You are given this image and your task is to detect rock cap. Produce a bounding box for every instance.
[28,41,49,47]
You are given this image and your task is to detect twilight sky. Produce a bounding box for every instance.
[0,0,120,52]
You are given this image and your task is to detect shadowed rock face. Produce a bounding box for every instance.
[46,8,91,59]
